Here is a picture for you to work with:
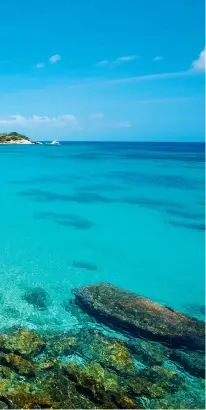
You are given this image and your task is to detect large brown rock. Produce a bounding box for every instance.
[73,283,204,350]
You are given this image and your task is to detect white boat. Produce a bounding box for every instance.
[46,139,60,145]
[50,139,60,145]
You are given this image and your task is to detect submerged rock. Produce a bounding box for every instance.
[7,387,53,409]
[66,361,121,394]
[37,359,63,372]
[65,362,139,409]
[45,333,78,357]
[0,379,11,397]
[62,299,93,324]
[72,260,97,271]
[114,393,141,409]
[42,371,98,409]
[23,287,48,310]
[75,328,136,376]
[1,365,18,381]
[0,353,36,377]
[170,349,205,378]
[0,401,8,409]
[73,283,205,350]
[140,365,184,393]
[128,378,165,399]
[127,337,171,366]
[1,328,45,356]
[152,396,205,410]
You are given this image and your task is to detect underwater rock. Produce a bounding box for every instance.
[73,283,205,350]
[0,371,96,409]
[0,380,11,398]
[0,336,5,349]
[127,337,171,366]
[140,365,184,393]
[152,396,205,409]
[62,299,93,324]
[170,349,205,378]
[65,362,140,409]
[113,393,142,409]
[66,361,122,394]
[45,333,78,356]
[75,328,136,376]
[43,371,97,409]
[37,358,63,372]
[23,286,48,310]
[72,260,97,271]
[0,401,8,409]
[0,353,36,377]
[1,328,45,356]
[1,365,18,381]
[7,387,53,409]
[128,378,165,399]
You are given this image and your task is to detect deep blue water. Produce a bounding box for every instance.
[0,142,205,331]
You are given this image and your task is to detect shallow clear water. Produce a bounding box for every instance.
[0,142,205,332]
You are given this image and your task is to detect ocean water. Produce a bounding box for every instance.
[0,142,205,332]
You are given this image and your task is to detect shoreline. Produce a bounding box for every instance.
[0,140,34,145]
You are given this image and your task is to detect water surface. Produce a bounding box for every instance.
[0,142,204,331]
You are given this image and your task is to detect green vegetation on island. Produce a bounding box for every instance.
[0,132,30,143]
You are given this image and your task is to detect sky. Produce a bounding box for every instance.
[0,0,205,141]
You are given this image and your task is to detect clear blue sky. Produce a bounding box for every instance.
[0,0,204,141]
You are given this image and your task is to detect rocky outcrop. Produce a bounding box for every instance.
[0,132,34,144]
[170,349,205,378]
[73,283,205,350]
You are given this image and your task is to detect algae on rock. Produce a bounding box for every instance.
[1,328,45,356]
[127,337,171,366]
[75,328,136,376]
[73,283,205,350]
[0,353,36,377]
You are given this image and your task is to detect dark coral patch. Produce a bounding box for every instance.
[166,208,204,221]
[168,220,205,232]
[23,287,49,310]
[104,170,203,190]
[18,189,113,204]
[72,260,97,271]
[17,189,71,202]
[35,212,94,230]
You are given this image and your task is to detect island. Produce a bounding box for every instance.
[0,132,40,144]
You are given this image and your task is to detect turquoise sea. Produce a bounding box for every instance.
[0,142,205,332]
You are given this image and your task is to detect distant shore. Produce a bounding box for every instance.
[0,132,39,145]
[0,140,34,145]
